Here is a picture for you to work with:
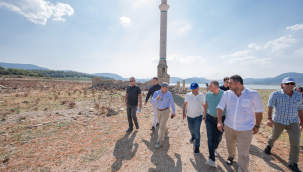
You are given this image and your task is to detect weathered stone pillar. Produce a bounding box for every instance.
[177,81,180,87]
[183,80,185,88]
[157,0,170,84]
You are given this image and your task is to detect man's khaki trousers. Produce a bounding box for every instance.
[267,121,300,164]
[156,108,170,142]
[225,125,253,172]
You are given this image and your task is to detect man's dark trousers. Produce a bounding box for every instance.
[127,104,138,128]
[206,114,225,161]
[187,115,202,148]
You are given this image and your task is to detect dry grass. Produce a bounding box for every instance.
[0,79,302,171]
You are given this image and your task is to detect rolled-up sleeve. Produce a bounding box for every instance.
[184,93,188,102]
[169,93,176,114]
[151,91,159,106]
[253,93,264,112]
[267,92,276,108]
[202,95,206,105]
[217,92,227,110]
[298,96,303,110]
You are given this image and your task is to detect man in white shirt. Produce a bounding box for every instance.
[183,83,205,154]
[216,75,263,172]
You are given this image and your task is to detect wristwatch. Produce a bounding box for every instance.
[254,125,260,128]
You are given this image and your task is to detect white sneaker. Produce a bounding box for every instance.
[205,159,216,167]
[214,149,219,157]
[155,142,161,148]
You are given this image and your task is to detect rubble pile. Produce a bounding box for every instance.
[169,85,189,94]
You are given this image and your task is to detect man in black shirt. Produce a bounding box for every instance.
[145,77,161,131]
[125,77,142,132]
[219,77,230,91]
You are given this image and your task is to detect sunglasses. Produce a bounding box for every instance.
[129,80,134,82]
[285,83,295,85]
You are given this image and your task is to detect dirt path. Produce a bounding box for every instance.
[1,93,302,171]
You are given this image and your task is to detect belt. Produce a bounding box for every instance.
[207,114,218,120]
[157,107,169,111]
[207,114,225,120]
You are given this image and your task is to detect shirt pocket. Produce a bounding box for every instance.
[241,99,250,107]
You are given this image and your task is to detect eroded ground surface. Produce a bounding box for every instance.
[0,80,302,171]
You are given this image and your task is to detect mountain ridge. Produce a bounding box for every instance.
[1,62,303,85]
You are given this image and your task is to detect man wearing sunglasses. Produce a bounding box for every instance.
[219,77,230,91]
[125,77,142,132]
[265,77,303,172]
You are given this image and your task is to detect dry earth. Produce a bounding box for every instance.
[0,79,302,172]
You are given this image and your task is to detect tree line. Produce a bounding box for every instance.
[0,67,111,80]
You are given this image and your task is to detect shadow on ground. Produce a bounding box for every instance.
[111,131,138,172]
[172,94,185,109]
[143,131,182,172]
[250,144,286,172]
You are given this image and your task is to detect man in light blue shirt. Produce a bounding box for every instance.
[151,82,176,148]
[265,77,303,172]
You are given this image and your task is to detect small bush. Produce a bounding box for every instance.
[68,101,76,108]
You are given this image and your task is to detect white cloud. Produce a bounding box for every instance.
[226,56,272,65]
[294,47,303,56]
[255,46,261,51]
[0,0,74,25]
[230,50,251,57]
[150,55,205,64]
[221,55,226,58]
[264,35,297,52]
[178,25,191,34]
[286,24,303,31]
[119,16,131,26]
[248,43,256,48]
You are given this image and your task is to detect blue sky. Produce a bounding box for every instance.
[0,0,303,79]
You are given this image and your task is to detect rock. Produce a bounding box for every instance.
[120,108,124,111]
[22,101,30,104]
[0,85,7,89]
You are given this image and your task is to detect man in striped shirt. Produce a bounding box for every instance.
[265,77,303,172]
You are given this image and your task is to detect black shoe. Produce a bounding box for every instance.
[288,163,301,172]
[264,145,272,155]
[156,123,159,126]
[136,125,139,129]
[226,157,234,165]
[126,128,133,132]
[150,126,155,131]
[194,147,200,154]
[189,137,195,144]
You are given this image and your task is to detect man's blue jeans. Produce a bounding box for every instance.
[206,114,225,161]
[187,115,202,148]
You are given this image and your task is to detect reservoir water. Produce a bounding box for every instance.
[170,83,281,90]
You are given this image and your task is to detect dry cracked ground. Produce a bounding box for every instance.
[0,80,302,172]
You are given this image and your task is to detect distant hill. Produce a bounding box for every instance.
[244,72,303,85]
[0,62,49,70]
[93,73,151,83]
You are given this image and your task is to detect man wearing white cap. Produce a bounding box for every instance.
[151,82,176,148]
[265,77,303,172]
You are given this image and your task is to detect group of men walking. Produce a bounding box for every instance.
[124,75,303,172]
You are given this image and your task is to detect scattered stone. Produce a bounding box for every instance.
[22,101,30,104]
[2,158,9,163]
[0,85,7,89]
[120,108,124,111]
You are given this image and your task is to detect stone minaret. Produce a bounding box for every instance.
[157,0,170,84]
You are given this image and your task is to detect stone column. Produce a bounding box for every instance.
[157,0,170,84]
[183,80,185,88]
[177,81,180,87]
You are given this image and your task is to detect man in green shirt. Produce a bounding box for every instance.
[203,80,226,168]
